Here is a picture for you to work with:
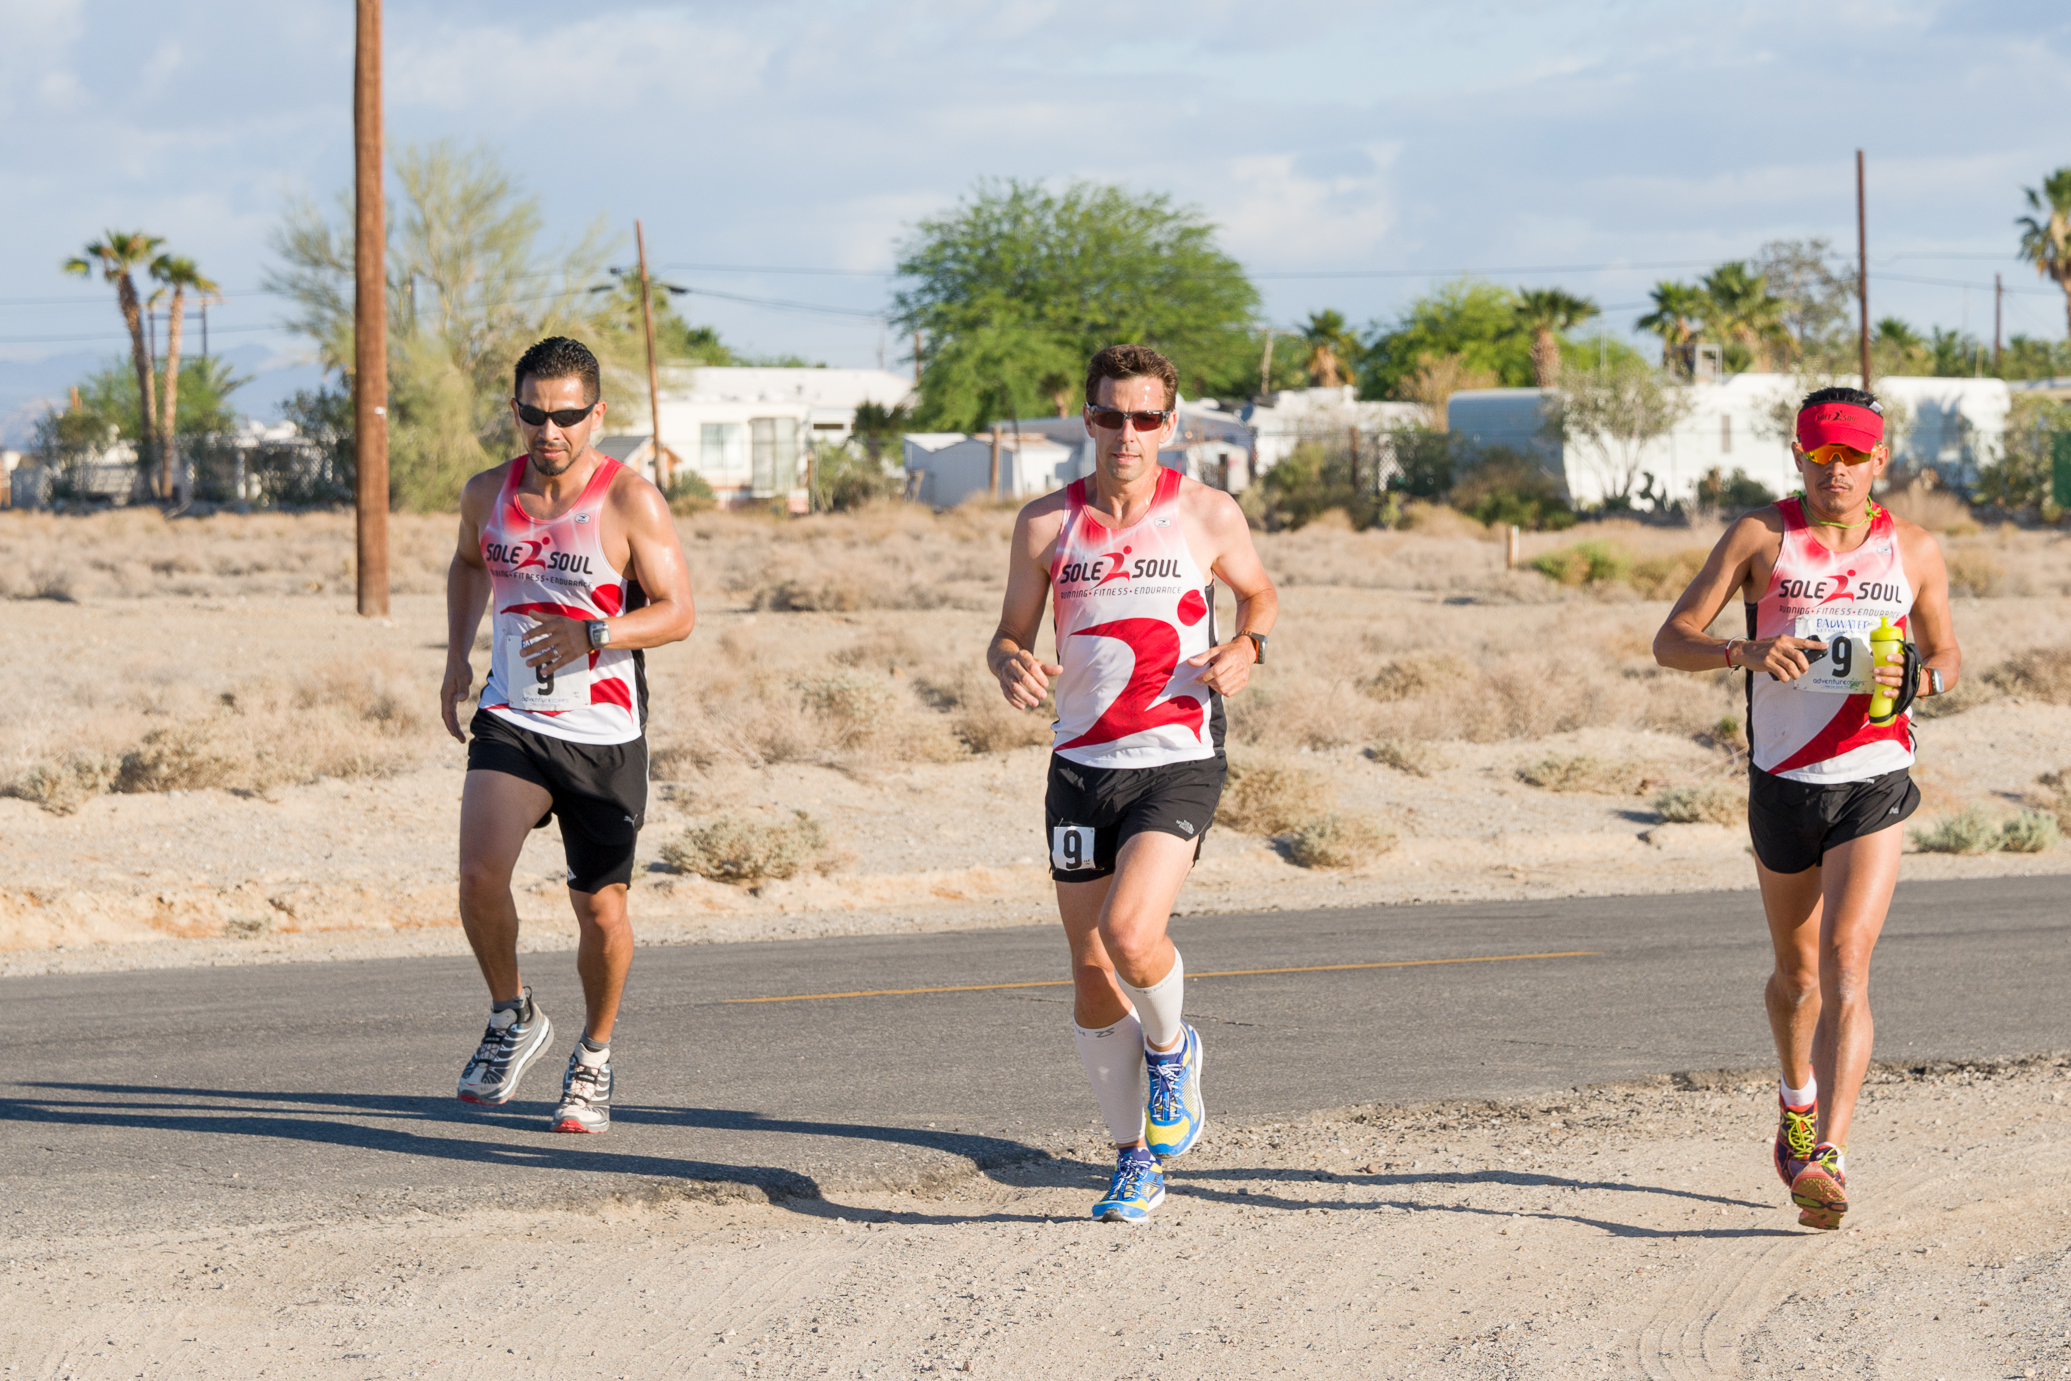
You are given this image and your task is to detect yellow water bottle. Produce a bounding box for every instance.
[1867,617,1903,721]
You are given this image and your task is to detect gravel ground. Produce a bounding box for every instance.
[7,1056,2067,1380]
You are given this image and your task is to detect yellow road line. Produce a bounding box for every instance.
[723,950,1600,1004]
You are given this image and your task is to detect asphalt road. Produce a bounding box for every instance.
[4,876,2065,1240]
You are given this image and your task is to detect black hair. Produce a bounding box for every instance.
[513,336,600,404]
[1799,385,1881,413]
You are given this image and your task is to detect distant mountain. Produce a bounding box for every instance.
[0,343,328,448]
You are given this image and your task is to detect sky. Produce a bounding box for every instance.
[2,0,2067,437]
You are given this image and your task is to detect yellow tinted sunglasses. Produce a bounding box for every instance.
[1803,443,1874,467]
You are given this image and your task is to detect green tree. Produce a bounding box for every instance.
[1751,238,1857,367]
[591,271,734,366]
[1928,326,1985,377]
[1699,262,1788,372]
[266,140,617,510]
[2000,333,2071,380]
[148,254,221,499]
[893,179,1261,431]
[1513,287,1598,387]
[1548,358,1693,507]
[1298,309,1361,388]
[2017,168,2071,338]
[63,231,164,494]
[1637,281,1708,374]
[1975,393,2071,517]
[1362,279,1529,399]
[849,399,912,465]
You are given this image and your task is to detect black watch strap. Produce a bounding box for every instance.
[1240,631,1266,664]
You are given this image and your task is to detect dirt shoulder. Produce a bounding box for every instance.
[9,1056,2067,1380]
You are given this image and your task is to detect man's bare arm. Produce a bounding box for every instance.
[1184,489,1278,698]
[441,471,499,742]
[1895,523,1961,694]
[988,501,1064,710]
[1654,512,1827,682]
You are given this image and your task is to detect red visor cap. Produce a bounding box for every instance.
[1796,402,1884,453]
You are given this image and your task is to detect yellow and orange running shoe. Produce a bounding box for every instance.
[1790,1142,1848,1230]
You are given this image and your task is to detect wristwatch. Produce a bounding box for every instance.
[586,620,612,650]
[1926,667,1944,696]
[1239,631,1267,665]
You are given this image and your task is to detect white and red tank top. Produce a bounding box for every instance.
[1048,466,1223,769]
[1747,497,1913,783]
[480,456,647,746]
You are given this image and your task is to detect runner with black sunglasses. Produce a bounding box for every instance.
[988,344,1278,1223]
[439,336,697,1133]
[1654,386,1961,1229]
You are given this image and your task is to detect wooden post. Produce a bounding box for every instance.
[1994,273,2003,372]
[1506,524,1520,570]
[353,0,389,617]
[635,219,669,489]
[1855,149,1871,390]
[988,427,1001,500]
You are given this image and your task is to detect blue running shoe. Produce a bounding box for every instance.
[1092,1148,1164,1224]
[1143,1023,1206,1160]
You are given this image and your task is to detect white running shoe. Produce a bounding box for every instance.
[457,989,553,1105]
[550,1045,612,1134]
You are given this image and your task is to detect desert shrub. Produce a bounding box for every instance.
[1257,439,1388,531]
[1983,646,2071,704]
[660,810,830,885]
[2036,770,2071,835]
[1531,540,1632,588]
[1284,811,1397,869]
[1653,781,1746,824]
[1,752,115,814]
[1911,808,1998,855]
[1694,467,1776,516]
[1999,810,2061,854]
[1385,428,1456,501]
[751,572,955,612]
[810,444,902,512]
[1518,753,1640,794]
[1364,653,1474,703]
[1447,450,1575,531]
[1366,738,1448,776]
[1218,759,1334,836]
[1944,548,2005,598]
[113,725,233,794]
[666,470,717,515]
[1910,673,1998,719]
[1878,480,1979,534]
[1629,548,1710,600]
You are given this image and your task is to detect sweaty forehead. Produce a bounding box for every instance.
[517,374,592,408]
[1095,375,1168,409]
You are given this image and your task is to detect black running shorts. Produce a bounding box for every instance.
[1747,764,1920,875]
[1044,752,1226,882]
[466,709,648,893]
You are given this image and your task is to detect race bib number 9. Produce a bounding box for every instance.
[1789,612,1876,695]
[501,623,588,711]
[1051,824,1098,872]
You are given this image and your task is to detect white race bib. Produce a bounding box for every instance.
[1788,612,1877,695]
[500,620,589,711]
[1051,824,1098,872]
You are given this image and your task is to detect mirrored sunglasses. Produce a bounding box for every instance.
[1804,443,1873,467]
[513,399,597,428]
[1085,407,1173,431]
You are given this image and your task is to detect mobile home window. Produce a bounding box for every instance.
[702,422,745,479]
[750,416,800,494]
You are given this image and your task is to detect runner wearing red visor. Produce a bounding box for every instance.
[1651,386,1963,1229]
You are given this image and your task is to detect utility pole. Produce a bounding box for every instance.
[1995,273,2004,372]
[913,330,922,387]
[1258,330,1276,398]
[1855,149,1871,390]
[354,0,389,617]
[634,219,670,489]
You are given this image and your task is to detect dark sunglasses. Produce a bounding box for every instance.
[512,398,598,428]
[1085,406,1173,431]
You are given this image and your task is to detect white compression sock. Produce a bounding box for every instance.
[1782,1075,1817,1107]
[1074,1011,1146,1146]
[1118,951,1185,1053]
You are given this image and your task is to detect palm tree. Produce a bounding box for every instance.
[2017,168,2071,338]
[1700,262,1788,370]
[149,254,222,502]
[1513,288,1598,386]
[1637,282,1708,375]
[64,230,163,493]
[1298,309,1362,389]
